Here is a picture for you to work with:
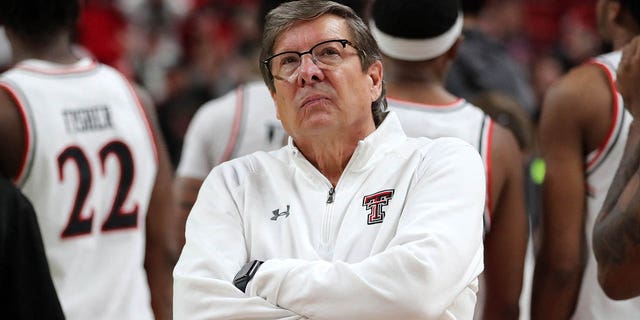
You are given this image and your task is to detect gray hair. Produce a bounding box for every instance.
[260,0,387,125]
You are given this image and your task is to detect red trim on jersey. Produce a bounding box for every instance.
[586,183,596,198]
[121,78,159,165]
[220,85,244,163]
[0,82,31,182]
[387,96,464,108]
[485,120,494,221]
[585,61,619,171]
[16,59,99,75]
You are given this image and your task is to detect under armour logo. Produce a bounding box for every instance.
[271,205,291,221]
[362,190,394,225]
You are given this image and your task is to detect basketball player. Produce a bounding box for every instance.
[370,0,528,318]
[0,1,176,319]
[533,0,640,318]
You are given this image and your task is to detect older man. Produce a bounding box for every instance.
[173,1,486,319]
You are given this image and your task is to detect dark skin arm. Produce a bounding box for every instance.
[0,87,26,179]
[593,36,640,300]
[482,124,528,320]
[173,176,204,251]
[532,63,613,319]
[135,86,179,320]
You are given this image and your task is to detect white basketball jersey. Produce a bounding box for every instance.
[388,98,494,232]
[177,81,287,179]
[571,51,640,319]
[1,58,157,320]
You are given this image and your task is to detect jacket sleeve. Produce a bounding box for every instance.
[173,167,305,320]
[246,139,486,319]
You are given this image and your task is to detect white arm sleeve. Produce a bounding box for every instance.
[246,140,485,319]
[173,168,304,320]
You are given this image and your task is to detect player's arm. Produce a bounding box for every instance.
[0,87,26,179]
[593,37,640,299]
[482,124,528,320]
[531,64,610,319]
[174,176,203,251]
[135,86,179,320]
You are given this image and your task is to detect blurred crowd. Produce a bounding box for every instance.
[0,0,601,165]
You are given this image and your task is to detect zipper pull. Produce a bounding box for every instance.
[327,187,335,204]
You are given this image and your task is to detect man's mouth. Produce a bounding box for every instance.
[301,95,329,108]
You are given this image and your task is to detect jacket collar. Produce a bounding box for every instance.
[287,111,407,183]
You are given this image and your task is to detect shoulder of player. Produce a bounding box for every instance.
[190,82,274,131]
[0,84,18,110]
[540,63,614,147]
[490,122,523,177]
[130,84,155,116]
[0,84,26,179]
[190,86,250,123]
[548,63,611,111]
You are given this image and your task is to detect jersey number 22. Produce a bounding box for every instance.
[57,141,139,238]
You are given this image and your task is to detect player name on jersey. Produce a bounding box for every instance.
[62,105,113,133]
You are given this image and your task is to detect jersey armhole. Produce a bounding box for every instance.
[584,60,621,172]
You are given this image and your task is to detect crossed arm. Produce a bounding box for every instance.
[173,141,486,319]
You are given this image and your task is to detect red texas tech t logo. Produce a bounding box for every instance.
[362,189,395,225]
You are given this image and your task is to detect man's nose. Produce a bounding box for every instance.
[297,54,324,86]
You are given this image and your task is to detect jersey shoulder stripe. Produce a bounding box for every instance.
[585,55,624,174]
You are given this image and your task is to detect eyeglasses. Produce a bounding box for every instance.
[263,39,358,80]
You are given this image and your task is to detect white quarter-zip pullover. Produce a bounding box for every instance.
[174,112,485,319]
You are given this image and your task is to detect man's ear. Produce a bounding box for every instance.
[367,60,384,102]
[446,37,463,60]
[610,1,623,26]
